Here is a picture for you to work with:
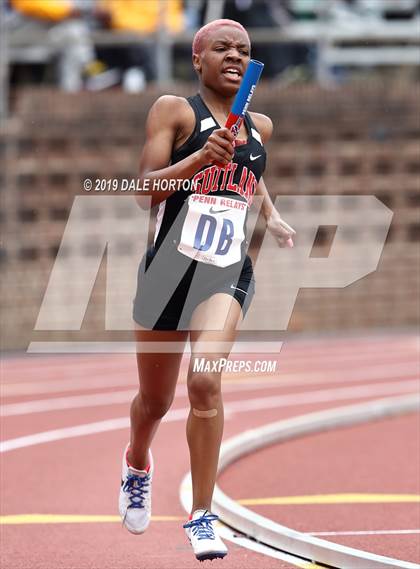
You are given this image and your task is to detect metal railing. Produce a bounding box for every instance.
[1,16,420,118]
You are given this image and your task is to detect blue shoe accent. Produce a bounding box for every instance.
[183,510,219,539]
[184,509,228,560]
[123,472,151,509]
[119,444,153,534]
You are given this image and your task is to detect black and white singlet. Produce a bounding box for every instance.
[133,93,267,330]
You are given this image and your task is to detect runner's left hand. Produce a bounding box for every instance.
[266,212,296,248]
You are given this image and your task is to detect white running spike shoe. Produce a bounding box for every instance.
[119,443,153,534]
[183,509,228,562]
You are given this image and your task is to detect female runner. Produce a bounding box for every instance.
[119,18,295,562]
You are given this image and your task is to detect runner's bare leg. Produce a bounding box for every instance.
[129,325,188,469]
[187,294,242,513]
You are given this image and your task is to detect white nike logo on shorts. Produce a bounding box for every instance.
[230,284,248,295]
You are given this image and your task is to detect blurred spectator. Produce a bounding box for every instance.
[381,0,419,20]
[330,0,419,23]
[288,0,320,20]
[359,0,419,20]
[97,0,183,33]
[8,0,97,91]
[329,1,365,26]
[94,0,184,91]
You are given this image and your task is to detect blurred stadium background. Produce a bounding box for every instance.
[0,0,419,351]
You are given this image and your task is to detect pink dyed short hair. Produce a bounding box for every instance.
[192,19,250,56]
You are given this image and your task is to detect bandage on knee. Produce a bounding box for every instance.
[193,408,218,418]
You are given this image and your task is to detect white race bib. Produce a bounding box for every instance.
[177,194,247,267]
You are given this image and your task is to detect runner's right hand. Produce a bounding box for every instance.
[198,128,235,166]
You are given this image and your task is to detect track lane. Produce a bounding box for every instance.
[217,413,420,563]
[1,333,418,568]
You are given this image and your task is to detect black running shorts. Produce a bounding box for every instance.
[133,246,255,331]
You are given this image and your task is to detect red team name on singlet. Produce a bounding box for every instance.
[191,163,257,206]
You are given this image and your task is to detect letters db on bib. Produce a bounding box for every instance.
[178,194,247,267]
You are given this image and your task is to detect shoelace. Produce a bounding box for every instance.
[183,511,219,540]
[123,473,150,509]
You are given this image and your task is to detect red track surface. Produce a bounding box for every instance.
[218,413,420,563]
[1,332,419,569]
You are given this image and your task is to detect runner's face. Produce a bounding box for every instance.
[194,26,251,96]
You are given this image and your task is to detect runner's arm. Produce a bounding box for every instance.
[137,96,234,208]
[255,177,296,247]
[251,114,295,247]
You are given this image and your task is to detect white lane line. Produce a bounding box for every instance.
[2,337,417,385]
[0,408,190,453]
[1,376,134,397]
[1,390,136,417]
[218,524,321,568]
[0,418,130,453]
[225,380,419,415]
[2,375,419,418]
[2,360,418,398]
[307,529,420,536]
[1,381,418,452]
[2,342,417,385]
